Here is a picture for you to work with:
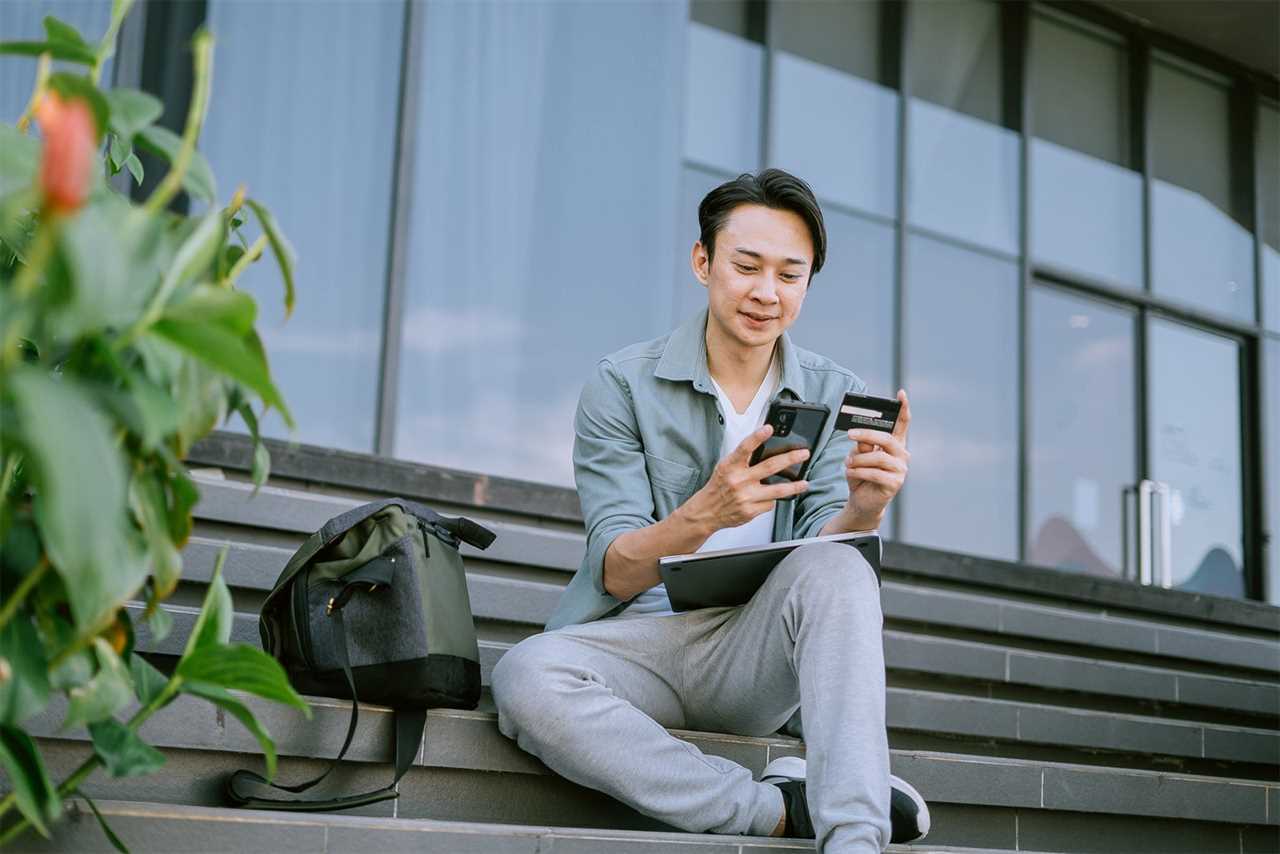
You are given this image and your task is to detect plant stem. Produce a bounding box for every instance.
[0,452,20,502]
[0,220,58,371]
[142,29,214,216]
[0,557,49,633]
[222,234,267,286]
[15,53,51,134]
[0,673,185,845]
[91,0,136,86]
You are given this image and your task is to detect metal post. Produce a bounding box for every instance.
[1137,479,1154,585]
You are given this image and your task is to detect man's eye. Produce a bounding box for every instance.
[782,274,799,281]
[735,264,757,273]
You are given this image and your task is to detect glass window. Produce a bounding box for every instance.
[906,0,1018,255]
[1260,102,1279,334]
[1029,11,1141,289]
[1147,318,1245,597]
[1267,338,1279,605]
[902,234,1019,560]
[0,1,115,120]
[201,0,404,452]
[767,0,897,219]
[394,0,686,488]
[1150,55,1254,322]
[684,16,763,173]
[1028,286,1136,579]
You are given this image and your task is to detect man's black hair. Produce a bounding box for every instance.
[697,168,827,283]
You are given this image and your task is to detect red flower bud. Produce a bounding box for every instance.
[34,91,96,215]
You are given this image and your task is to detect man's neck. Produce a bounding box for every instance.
[705,315,777,394]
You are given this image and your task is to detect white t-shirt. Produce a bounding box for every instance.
[617,351,781,618]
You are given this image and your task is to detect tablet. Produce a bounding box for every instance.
[657,530,882,612]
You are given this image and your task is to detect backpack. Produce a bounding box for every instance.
[225,498,496,811]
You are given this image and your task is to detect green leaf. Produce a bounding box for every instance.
[236,402,271,489]
[144,603,172,643]
[0,616,50,726]
[106,133,126,175]
[0,124,40,198]
[135,125,217,203]
[42,16,90,49]
[161,284,257,335]
[156,446,198,547]
[104,88,163,140]
[148,209,224,314]
[129,653,169,707]
[88,717,166,778]
[78,791,128,854]
[179,550,232,658]
[245,199,295,319]
[124,151,143,185]
[177,645,309,713]
[46,72,110,139]
[0,726,61,837]
[6,370,147,632]
[0,40,96,65]
[63,639,133,731]
[183,681,281,781]
[95,371,180,452]
[151,319,291,424]
[128,471,181,601]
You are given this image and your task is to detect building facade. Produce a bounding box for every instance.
[4,0,1277,605]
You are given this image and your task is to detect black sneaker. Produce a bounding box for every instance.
[760,756,931,844]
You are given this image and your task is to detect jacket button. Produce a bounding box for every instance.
[717,414,724,424]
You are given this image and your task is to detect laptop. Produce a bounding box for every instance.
[657,530,882,612]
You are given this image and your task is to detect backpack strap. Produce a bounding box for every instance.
[226,597,426,811]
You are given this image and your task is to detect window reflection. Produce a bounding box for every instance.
[684,21,763,173]
[907,0,1018,255]
[202,0,404,451]
[768,0,897,219]
[1028,286,1136,578]
[1150,56,1254,322]
[394,0,686,487]
[1260,102,1279,334]
[902,235,1019,560]
[1029,11,1142,289]
[1147,318,1245,597]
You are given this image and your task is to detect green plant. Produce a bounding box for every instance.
[0,1,309,847]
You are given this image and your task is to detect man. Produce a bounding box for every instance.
[492,169,928,852]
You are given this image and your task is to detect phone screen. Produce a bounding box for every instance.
[749,401,830,485]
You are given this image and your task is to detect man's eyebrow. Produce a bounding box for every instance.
[731,247,809,266]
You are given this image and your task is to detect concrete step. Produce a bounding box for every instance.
[128,592,1280,732]
[24,694,1280,853]
[8,799,1053,854]
[180,528,1280,680]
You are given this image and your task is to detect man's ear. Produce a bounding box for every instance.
[691,241,710,284]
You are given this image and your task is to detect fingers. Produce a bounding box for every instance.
[892,388,911,443]
[846,427,909,460]
[846,448,906,474]
[735,423,774,463]
[765,478,809,500]
[751,445,810,479]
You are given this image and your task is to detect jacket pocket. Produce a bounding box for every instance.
[643,451,699,493]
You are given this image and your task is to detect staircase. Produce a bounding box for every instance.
[11,434,1280,853]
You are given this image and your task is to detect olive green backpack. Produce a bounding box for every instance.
[226,498,496,811]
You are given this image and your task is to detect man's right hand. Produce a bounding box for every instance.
[685,424,811,532]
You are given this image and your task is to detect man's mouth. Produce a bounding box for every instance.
[742,311,776,322]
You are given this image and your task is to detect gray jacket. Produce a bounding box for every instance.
[545,304,868,631]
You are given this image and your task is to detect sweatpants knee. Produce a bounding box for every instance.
[778,541,880,600]
[491,634,562,735]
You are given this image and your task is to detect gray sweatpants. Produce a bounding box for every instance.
[491,540,892,853]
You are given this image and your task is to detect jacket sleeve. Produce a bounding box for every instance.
[791,372,868,540]
[573,358,657,597]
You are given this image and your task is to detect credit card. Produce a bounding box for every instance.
[834,392,901,433]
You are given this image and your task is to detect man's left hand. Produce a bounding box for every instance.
[843,388,911,525]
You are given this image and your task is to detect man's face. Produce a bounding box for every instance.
[691,203,812,351]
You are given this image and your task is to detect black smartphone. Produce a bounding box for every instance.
[748,400,831,486]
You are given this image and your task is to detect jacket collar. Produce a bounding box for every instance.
[654,304,803,399]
